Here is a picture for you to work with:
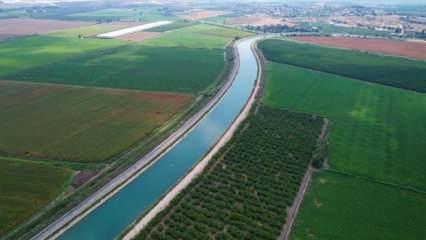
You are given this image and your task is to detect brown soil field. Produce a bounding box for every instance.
[0,80,193,162]
[292,36,426,59]
[230,16,295,26]
[179,10,230,20]
[0,18,93,40]
[116,32,161,42]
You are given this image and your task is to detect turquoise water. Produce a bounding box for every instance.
[59,38,259,240]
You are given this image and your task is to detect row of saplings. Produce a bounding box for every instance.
[136,106,324,240]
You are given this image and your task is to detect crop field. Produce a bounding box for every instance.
[264,62,426,189]
[0,18,93,41]
[136,107,323,240]
[0,158,72,236]
[259,39,426,92]
[67,7,178,22]
[0,80,192,162]
[178,10,230,20]
[0,34,125,76]
[291,36,426,59]
[6,45,224,93]
[142,24,253,49]
[291,171,426,240]
[0,24,246,93]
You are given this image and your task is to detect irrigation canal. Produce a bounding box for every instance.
[55,37,261,240]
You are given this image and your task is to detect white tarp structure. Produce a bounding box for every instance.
[97,21,172,39]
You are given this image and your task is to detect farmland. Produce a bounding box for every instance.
[0,24,248,93]
[0,158,72,236]
[261,39,426,240]
[141,24,253,49]
[292,36,426,59]
[259,39,426,92]
[291,171,426,240]
[136,107,323,240]
[0,18,92,41]
[0,80,192,162]
[6,45,225,93]
[264,62,426,189]
[0,34,125,76]
[178,10,230,21]
[0,21,249,237]
[67,7,177,22]
[148,21,196,32]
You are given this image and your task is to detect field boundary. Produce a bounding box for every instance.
[288,37,426,61]
[29,37,247,240]
[279,118,329,240]
[120,36,263,240]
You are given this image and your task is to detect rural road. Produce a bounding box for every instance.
[279,118,330,240]
[122,37,264,240]
[32,37,250,240]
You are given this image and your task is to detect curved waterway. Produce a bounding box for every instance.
[59,37,260,240]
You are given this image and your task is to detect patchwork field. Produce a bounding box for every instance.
[291,171,426,240]
[137,107,323,240]
[0,158,72,236]
[142,24,253,49]
[67,7,177,22]
[178,10,230,20]
[264,62,426,189]
[292,36,426,59]
[0,18,93,41]
[230,16,293,26]
[259,39,426,92]
[0,81,192,162]
[0,24,248,93]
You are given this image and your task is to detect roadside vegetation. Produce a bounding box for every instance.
[260,39,426,239]
[135,107,323,240]
[0,158,72,236]
[259,39,426,92]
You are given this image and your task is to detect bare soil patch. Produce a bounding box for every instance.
[179,10,230,20]
[0,18,93,40]
[116,31,161,42]
[230,16,295,26]
[292,36,426,59]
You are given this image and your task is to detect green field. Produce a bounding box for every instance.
[259,39,426,92]
[291,171,426,240]
[262,40,426,239]
[0,80,192,162]
[0,24,248,93]
[264,62,426,189]
[67,7,177,22]
[302,22,392,37]
[136,107,323,240]
[142,24,252,49]
[6,45,224,93]
[0,158,72,236]
[0,34,125,76]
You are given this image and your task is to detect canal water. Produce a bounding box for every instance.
[59,37,259,240]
